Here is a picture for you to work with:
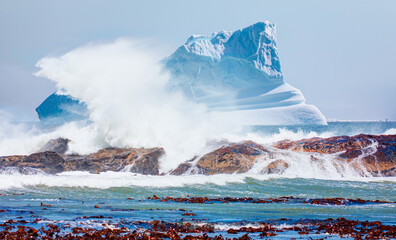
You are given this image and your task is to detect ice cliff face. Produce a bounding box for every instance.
[163,22,326,124]
[36,22,326,125]
[35,93,87,123]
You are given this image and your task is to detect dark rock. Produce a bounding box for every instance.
[170,157,197,175]
[1,134,394,176]
[170,162,193,175]
[0,167,45,175]
[0,155,25,167]
[38,138,70,155]
[266,160,289,174]
[0,152,65,174]
[273,134,396,176]
[64,147,164,174]
[128,148,164,175]
[63,148,138,173]
[0,143,164,175]
[173,141,269,175]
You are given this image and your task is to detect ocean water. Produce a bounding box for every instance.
[251,121,396,136]
[0,121,395,239]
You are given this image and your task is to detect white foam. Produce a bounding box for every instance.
[221,127,333,145]
[0,170,394,190]
[383,128,396,135]
[0,171,247,190]
[0,119,102,156]
[2,39,234,172]
[0,39,394,183]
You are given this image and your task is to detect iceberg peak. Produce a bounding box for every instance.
[179,22,281,77]
[36,22,326,125]
[164,22,326,125]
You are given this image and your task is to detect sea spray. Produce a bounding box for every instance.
[0,119,101,156]
[0,111,47,156]
[0,170,395,190]
[34,39,234,172]
[1,39,395,176]
[384,128,396,135]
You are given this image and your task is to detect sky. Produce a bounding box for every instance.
[0,0,395,121]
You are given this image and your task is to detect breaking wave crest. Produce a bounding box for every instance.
[383,128,396,135]
[0,170,395,190]
[0,40,395,188]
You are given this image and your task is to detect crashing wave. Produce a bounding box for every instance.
[35,22,326,125]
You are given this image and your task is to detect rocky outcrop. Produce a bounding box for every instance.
[0,142,164,175]
[0,152,65,174]
[171,135,396,176]
[274,134,396,176]
[0,134,395,176]
[63,147,164,174]
[38,138,70,154]
[171,141,269,175]
[265,160,289,174]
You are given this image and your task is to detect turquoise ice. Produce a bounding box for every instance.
[36,22,326,125]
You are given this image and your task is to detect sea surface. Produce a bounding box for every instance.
[1,121,395,239]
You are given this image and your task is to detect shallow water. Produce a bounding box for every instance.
[1,176,395,238]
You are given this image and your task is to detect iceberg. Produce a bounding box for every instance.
[163,21,326,125]
[36,21,326,125]
[35,93,87,122]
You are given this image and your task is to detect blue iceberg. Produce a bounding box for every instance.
[35,93,87,123]
[36,22,326,125]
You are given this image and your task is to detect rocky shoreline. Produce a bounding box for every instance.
[1,134,395,176]
[1,195,395,240]
[1,217,395,239]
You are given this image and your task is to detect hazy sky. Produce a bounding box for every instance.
[0,0,395,121]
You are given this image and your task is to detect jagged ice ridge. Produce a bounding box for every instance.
[36,21,326,125]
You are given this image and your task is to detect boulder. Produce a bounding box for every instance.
[0,152,65,174]
[265,160,289,174]
[273,135,373,154]
[38,138,70,155]
[170,162,193,175]
[64,147,164,174]
[123,148,164,175]
[171,141,268,175]
[273,134,396,176]
[0,138,165,175]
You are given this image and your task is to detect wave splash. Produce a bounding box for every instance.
[0,170,395,190]
[0,40,395,185]
[2,39,239,172]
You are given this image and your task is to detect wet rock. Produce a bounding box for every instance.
[38,138,70,155]
[274,135,370,154]
[265,160,289,174]
[173,141,269,175]
[170,162,193,175]
[0,143,164,175]
[0,166,45,175]
[127,148,164,175]
[152,195,394,205]
[0,217,394,239]
[0,152,65,174]
[170,157,197,175]
[0,155,24,167]
[274,134,396,176]
[1,134,394,176]
[64,147,164,174]
[63,148,138,173]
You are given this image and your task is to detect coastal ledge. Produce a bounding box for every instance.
[1,216,395,239]
[273,134,396,176]
[0,134,395,176]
